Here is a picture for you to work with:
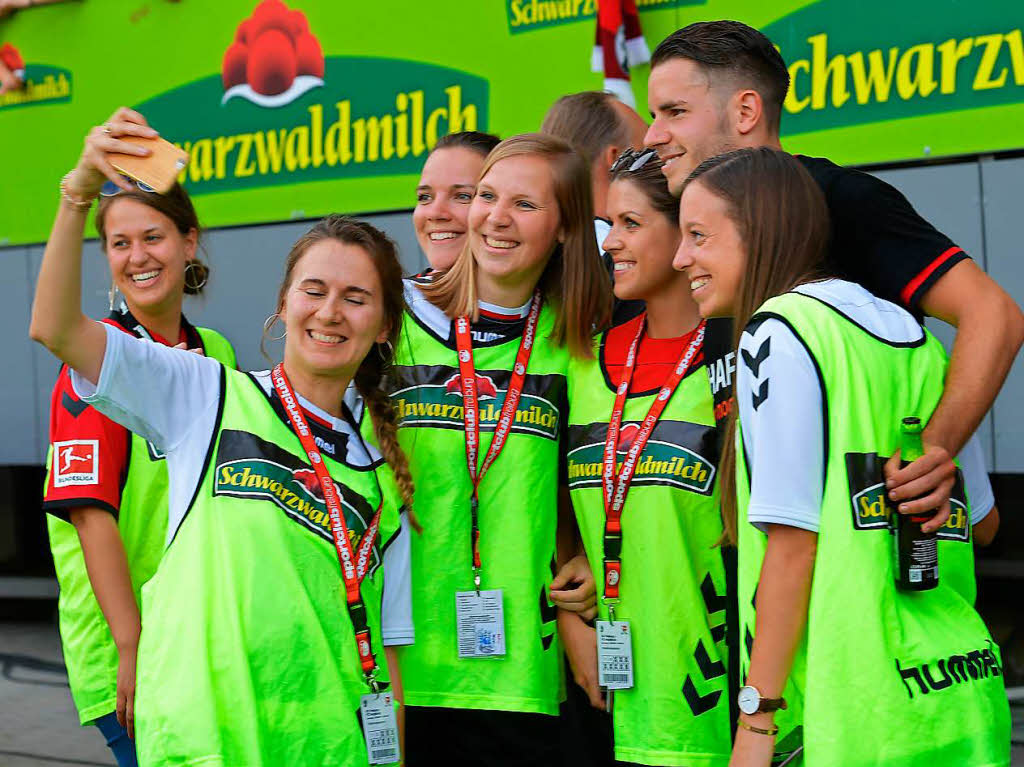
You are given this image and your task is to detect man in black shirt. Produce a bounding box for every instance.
[643,20,1023,527]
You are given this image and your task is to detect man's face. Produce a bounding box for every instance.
[644,58,735,197]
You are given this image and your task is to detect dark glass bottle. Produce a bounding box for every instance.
[893,417,938,591]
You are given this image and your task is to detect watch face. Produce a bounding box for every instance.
[737,685,760,715]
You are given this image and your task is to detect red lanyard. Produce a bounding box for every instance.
[271,363,384,687]
[454,292,542,589]
[601,316,705,603]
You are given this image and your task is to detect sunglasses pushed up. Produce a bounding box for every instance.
[100,174,157,197]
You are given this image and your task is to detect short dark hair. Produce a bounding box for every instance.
[652,21,789,134]
[433,130,501,158]
[541,91,630,166]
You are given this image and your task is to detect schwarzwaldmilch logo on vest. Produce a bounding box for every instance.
[845,452,970,541]
[391,365,562,440]
[566,420,718,495]
[214,429,383,575]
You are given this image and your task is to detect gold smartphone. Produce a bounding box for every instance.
[107,135,188,194]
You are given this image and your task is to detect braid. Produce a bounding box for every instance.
[355,357,420,532]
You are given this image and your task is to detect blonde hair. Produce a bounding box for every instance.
[421,133,612,358]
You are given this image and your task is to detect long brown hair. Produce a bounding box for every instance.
[267,215,415,515]
[421,133,612,358]
[96,182,210,296]
[681,148,830,544]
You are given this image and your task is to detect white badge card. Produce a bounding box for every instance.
[455,589,507,658]
[597,620,634,690]
[360,691,400,765]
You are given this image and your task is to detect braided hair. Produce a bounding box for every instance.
[269,215,416,517]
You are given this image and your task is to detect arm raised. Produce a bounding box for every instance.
[29,108,158,383]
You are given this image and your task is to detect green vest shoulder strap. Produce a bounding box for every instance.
[196,327,237,368]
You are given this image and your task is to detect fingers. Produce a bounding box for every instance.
[549,590,596,614]
[109,106,152,129]
[116,691,126,730]
[104,118,159,142]
[548,568,570,592]
[579,604,598,623]
[920,499,951,534]
[587,682,606,710]
[886,449,954,498]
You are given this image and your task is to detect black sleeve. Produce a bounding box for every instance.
[823,166,969,312]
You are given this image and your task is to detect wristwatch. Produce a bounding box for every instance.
[737,685,787,715]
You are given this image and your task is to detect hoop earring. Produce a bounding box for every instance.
[184,261,208,292]
[377,339,394,361]
[263,312,286,341]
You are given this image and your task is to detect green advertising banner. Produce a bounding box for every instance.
[1,0,1021,246]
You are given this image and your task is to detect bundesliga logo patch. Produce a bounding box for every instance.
[53,440,99,487]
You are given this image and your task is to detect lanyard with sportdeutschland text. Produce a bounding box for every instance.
[601,316,705,617]
[454,291,542,590]
[271,363,384,690]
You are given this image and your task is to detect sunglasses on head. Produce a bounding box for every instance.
[610,147,659,174]
[100,175,157,197]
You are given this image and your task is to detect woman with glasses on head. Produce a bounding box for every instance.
[675,147,1007,767]
[561,147,732,767]
[392,133,612,766]
[40,109,236,766]
[413,131,501,274]
[33,108,416,766]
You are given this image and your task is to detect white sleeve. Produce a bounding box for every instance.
[737,319,824,533]
[381,511,414,646]
[70,322,222,453]
[957,433,995,524]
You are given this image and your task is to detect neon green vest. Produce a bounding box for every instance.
[45,326,235,725]
[567,331,731,767]
[132,368,402,766]
[389,302,567,715]
[736,292,1010,767]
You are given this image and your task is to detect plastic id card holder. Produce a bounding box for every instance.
[455,589,507,657]
[596,620,634,689]
[360,691,400,765]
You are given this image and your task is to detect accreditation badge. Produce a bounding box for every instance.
[360,691,400,765]
[597,620,634,689]
[455,589,507,657]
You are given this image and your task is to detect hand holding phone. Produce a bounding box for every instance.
[107,135,188,194]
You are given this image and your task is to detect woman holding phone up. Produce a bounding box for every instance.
[32,109,415,766]
[393,133,611,766]
[674,147,1008,767]
[563,147,731,766]
[41,110,235,766]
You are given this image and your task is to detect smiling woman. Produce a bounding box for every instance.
[390,133,611,766]
[413,131,501,272]
[30,108,417,766]
[560,147,732,766]
[34,111,237,767]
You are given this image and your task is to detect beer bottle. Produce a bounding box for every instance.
[892,417,939,591]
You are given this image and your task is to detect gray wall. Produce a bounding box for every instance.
[5,157,1023,469]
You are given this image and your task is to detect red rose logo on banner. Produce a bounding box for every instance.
[222,0,324,107]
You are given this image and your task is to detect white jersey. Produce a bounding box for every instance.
[737,279,994,533]
[71,324,413,645]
